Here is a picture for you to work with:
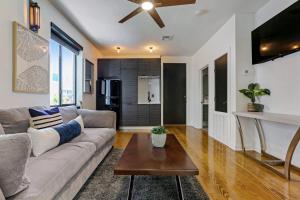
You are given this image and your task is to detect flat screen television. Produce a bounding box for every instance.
[252,1,300,65]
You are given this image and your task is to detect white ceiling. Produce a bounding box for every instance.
[50,0,269,56]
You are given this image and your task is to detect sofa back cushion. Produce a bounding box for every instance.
[0,133,31,198]
[0,108,30,134]
[59,106,78,123]
[29,107,63,129]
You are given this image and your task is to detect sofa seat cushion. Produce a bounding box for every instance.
[71,128,116,151]
[9,142,96,200]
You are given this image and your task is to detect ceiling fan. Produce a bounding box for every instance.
[119,0,196,28]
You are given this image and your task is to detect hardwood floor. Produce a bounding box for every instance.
[114,126,300,200]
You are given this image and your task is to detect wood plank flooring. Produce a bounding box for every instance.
[114,126,300,200]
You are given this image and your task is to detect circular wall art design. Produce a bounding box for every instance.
[16,66,49,93]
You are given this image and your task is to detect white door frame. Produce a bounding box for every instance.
[199,65,209,129]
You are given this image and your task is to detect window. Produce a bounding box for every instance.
[50,23,83,106]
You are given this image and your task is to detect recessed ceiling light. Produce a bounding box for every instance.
[141,1,154,11]
[116,47,121,53]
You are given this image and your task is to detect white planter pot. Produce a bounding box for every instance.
[151,134,167,148]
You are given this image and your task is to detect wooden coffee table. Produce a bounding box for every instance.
[114,134,199,200]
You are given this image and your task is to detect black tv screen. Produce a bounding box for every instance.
[252,1,300,65]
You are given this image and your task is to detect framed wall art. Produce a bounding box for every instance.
[13,21,49,93]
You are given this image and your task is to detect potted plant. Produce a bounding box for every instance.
[151,126,167,148]
[239,83,271,112]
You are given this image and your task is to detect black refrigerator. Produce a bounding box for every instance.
[96,79,121,129]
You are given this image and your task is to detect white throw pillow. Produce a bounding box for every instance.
[28,127,60,157]
[28,115,85,157]
[74,115,85,132]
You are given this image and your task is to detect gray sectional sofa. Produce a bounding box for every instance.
[0,106,116,200]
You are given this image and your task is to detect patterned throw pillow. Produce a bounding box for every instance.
[29,107,63,129]
[28,116,84,157]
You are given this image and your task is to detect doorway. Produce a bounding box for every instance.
[163,63,186,125]
[201,67,209,129]
[215,54,228,113]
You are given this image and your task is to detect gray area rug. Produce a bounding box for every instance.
[75,149,209,200]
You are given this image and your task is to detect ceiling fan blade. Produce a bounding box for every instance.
[119,7,143,23]
[156,0,196,7]
[128,0,141,4]
[147,8,165,28]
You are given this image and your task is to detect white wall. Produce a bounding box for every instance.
[190,16,237,148]
[0,0,101,109]
[189,13,256,150]
[254,0,300,166]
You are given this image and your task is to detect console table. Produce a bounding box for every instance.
[233,112,300,180]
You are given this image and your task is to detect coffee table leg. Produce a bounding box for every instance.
[176,176,184,200]
[127,175,134,200]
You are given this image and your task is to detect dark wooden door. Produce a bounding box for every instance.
[163,63,186,125]
[215,54,228,113]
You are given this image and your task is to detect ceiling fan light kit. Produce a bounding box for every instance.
[141,1,154,11]
[119,0,196,28]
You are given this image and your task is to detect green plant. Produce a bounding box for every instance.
[151,126,167,135]
[239,83,271,104]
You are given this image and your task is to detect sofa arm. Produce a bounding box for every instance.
[78,109,116,129]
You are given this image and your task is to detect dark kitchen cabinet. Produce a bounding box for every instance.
[149,104,161,126]
[97,58,161,127]
[98,59,121,79]
[120,59,138,126]
[150,59,161,76]
[138,60,151,76]
[138,105,150,126]
[121,104,137,126]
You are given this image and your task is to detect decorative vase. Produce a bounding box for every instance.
[151,134,167,148]
[247,103,264,112]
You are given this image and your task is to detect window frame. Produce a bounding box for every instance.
[50,22,83,107]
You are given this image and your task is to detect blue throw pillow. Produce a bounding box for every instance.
[54,119,81,145]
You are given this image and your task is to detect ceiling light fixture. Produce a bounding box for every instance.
[149,46,154,53]
[141,1,154,11]
[116,47,121,54]
[292,45,299,50]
